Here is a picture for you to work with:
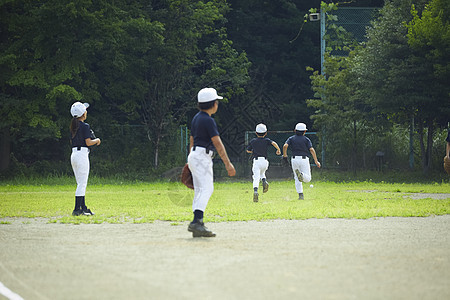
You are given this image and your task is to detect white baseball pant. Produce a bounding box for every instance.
[252,157,269,189]
[188,147,214,212]
[291,156,311,193]
[71,147,90,197]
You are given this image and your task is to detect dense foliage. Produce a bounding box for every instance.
[307,0,449,174]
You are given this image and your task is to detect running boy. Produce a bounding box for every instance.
[283,122,321,200]
[246,123,281,202]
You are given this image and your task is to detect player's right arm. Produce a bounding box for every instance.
[282,143,289,157]
[272,141,281,155]
[211,135,236,176]
[189,136,194,153]
[246,141,253,154]
[309,147,321,168]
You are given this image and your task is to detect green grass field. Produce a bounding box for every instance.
[1,179,449,224]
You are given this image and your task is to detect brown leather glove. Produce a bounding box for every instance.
[180,163,194,189]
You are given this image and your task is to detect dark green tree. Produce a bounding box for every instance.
[354,0,445,173]
[407,0,450,119]
[226,0,321,131]
[0,0,250,174]
[306,2,378,171]
[140,0,250,168]
[0,0,165,172]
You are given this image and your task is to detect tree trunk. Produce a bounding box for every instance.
[425,118,434,173]
[153,127,162,169]
[409,115,414,170]
[417,120,427,172]
[0,127,11,171]
[418,118,434,174]
[152,132,160,169]
[154,142,159,169]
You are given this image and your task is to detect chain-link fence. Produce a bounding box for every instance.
[333,7,379,43]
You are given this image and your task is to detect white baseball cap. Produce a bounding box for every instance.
[295,123,307,131]
[70,102,89,117]
[197,88,223,103]
[256,123,267,133]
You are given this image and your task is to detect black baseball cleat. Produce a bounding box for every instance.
[72,209,83,216]
[298,193,304,200]
[253,191,259,202]
[188,222,216,237]
[262,181,269,193]
[295,170,303,182]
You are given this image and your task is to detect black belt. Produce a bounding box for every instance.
[73,146,88,151]
[293,156,307,159]
[192,146,213,155]
[254,157,267,160]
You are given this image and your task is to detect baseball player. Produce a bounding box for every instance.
[283,123,321,200]
[246,123,281,202]
[70,102,101,216]
[187,87,236,237]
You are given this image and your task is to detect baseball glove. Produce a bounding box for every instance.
[444,156,450,175]
[88,129,97,149]
[181,163,194,189]
[90,129,96,140]
[281,156,290,167]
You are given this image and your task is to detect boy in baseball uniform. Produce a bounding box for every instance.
[246,123,281,202]
[187,87,236,237]
[283,123,321,199]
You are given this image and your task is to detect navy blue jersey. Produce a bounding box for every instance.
[71,121,92,147]
[190,111,220,151]
[247,137,273,158]
[285,134,312,156]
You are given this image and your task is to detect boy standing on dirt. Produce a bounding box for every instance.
[246,123,281,202]
[187,87,236,238]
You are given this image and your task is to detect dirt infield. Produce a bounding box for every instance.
[0,216,449,300]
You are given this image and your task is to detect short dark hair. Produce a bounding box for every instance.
[295,130,306,136]
[198,100,217,110]
[256,132,266,137]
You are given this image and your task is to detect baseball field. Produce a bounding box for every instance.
[1,179,449,299]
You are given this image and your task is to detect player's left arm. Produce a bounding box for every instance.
[85,137,101,146]
[309,147,321,168]
[211,135,236,176]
